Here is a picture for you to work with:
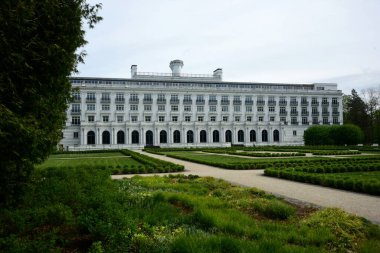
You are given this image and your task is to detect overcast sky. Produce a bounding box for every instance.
[76,0,380,94]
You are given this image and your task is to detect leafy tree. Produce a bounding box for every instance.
[0,0,102,204]
[304,125,363,145]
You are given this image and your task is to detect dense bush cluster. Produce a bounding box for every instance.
[304,125,364,145]
[311,151,361,156]
[265,157,380,195]
[204,149,306,157]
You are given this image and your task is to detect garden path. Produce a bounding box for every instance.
[112,151,380,224]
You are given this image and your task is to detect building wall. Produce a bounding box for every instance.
[60,78,343,150]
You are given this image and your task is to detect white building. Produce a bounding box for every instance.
[60,60,343,150]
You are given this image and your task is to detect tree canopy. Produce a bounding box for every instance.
[0,0,101,204]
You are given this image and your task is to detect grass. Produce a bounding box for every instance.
[38,152,143,169]
[1,167,379,252]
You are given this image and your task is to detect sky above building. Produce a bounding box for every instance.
[76,0,380,94]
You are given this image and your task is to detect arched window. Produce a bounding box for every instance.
[273,130,280,142]
[250,130,256,142]
[87,131,95,145]
[200,130,207,143]
[238,130,244,142]
[173,130,181,143]
[117,130,125,144]
[213,130,219,143]
[146,130,153,146]
[225,130,232,143]
[187,130,194,143]
[132,130,139,144]
[160,130,167,144]
[102,131,110,144]
[262,130,268,142]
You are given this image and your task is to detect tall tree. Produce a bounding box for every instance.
[0,0,102,204]
[344,89,370,142]
[361,87,380,143]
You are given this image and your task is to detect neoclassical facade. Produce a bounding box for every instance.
[60,60,343,150]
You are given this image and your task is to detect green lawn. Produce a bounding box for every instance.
[163,151,258,164]
[1,167,379,252]
[37,152,144,169]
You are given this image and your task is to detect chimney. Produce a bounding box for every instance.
[169,60,184,76]
[131,65,137,78]
[213,68,223,80]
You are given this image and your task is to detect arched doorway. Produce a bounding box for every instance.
[262,130,268,142]
[160,130,167,144]
[173,130,181,143]
[200,130,207,143]
[132,130,139,144]
[102,131,110,144]
[117,130,125,144]
[213,130,219,142]
[238,130,244,142]
[187,130,194,143]
[146,130,153,146]
[250,130,256,142]
[225,130,232,143]
[273,130,280,142]
[87,131,95,145]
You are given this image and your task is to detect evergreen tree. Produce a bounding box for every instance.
[344,89,369,142]
[0,0,102,204]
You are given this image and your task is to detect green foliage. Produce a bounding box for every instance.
[1,169,379,252]
[0,0,102,204]
[304,124,364,145]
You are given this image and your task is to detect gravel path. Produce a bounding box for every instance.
[112,151,380,224]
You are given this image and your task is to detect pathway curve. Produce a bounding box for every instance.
[112,151,380,224]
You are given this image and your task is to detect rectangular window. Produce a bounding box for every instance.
[291,117,297,125]
[130,93,139,101]
[172,116,178,122]
[235,116,240,122]
[258,116,263,122]
[117,116,124,122]
[234,105,240,112]
[198,116,204,122]
[302,107,307,114]
[323,117,329,124]
[73,92,81,101]
[270,116,275,121]
[131,116,138,122]
[291,107,297,113]
[158,94,165,100]
[102,104,110,111]
[210,116,216,122]
[87,104,95,111]
[332,97,338,104]
[102,116,109,122]
[184,105,191,112]
[171,105,178,111]
[312,97,318,104]
[185,116,191,122]
[88,115,94,122]
[71,116,80,125]
[72,104,80,112]
[116,93,124,101]
[302,117,308,125]
[159,116,165,122]
[170,94,179,102]
[73,132,79,139]
[221,95,229,103]
[184,94,192,101]
[269,106,275,112]
[158,105,165,111]
[293,130,297,136]
[130,104,138,111]
[222,106,229,112]
[280,107,286,113]
[246,116,252,122]
[209,95,217,102]
[246,106,252,112]
[116,104,124,111]
[333,117,339,124]
[145,116,151,122]
[257,106,263,112]
[313,117,319,124]
[86,92,96,101]
[144,105,152,111]
[222,116,228,122]
[209,106,216,112]
[280,117,286,122]
[197,106,204,112]
[143,94,152,101]
[196,95,204,103]
[312,107,318,113]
